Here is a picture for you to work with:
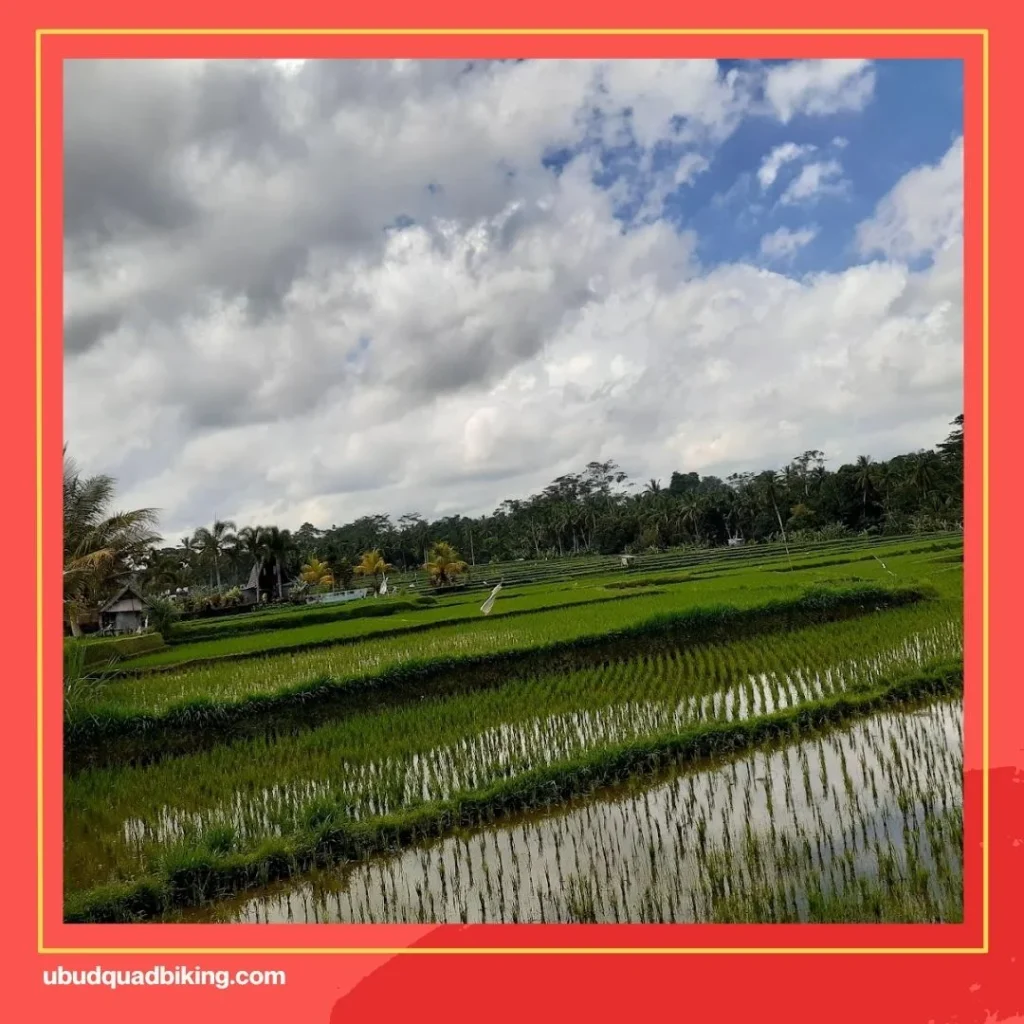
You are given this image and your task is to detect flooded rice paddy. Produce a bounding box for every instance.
[169,700,963,924]
[64,615,961,891]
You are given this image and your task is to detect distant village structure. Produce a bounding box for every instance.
[240,561,298,605]
[98,583,151,634]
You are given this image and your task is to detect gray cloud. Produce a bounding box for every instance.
[63,59,961,539]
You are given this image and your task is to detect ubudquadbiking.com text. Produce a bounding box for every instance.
[43,965,286,990]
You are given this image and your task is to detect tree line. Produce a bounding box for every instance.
[64,415,963,628]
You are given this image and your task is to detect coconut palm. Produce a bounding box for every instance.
[192,519,237,591]
[300,556,334,588]
[423,541,468,588]
[354,549,394,589]
[236,525,268,598]
[63,448,160,635]
[853,455,874,517]
[260,526,296,600]
[910,452,940,501]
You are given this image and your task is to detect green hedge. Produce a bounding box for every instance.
[172,598,420,644]
[66,633,166,670]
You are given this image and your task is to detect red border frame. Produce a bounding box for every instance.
[4,5,1021,1021]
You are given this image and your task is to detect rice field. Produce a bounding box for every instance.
[70,546,955,721]
[168,700,964,925]
[62,535,965,924]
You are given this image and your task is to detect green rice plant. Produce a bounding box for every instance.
[64,618,962,912]
[64,580,942,769]
[118,588,665,672]
[73,689,962,924]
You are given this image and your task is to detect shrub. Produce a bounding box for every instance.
[146,597,181,640]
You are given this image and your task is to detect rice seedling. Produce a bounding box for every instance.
[66,575,947,767]
[64,599,961,907]
[163,700,963,925]
[118,587,663,672]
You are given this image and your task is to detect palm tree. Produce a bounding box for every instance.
[261,526,296,600]
[63,448,160,635]
[423,541,469,588]
[192,519,237,591]
[910,452,939,501]
[237,525,268,597]
[644,478,663,495]
[300,556,334,588]
[354,549,394,590]
[677,494,704,545]
[853,455,874,517]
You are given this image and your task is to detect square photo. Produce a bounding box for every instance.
[61,57,965,926]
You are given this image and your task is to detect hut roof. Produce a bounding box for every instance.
[99,583,151,613]
[244,561,261,590]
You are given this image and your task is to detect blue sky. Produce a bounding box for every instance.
[535,60,962,277]
[682,60,962,273]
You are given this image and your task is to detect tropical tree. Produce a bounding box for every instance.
[300,556,334,588]
[354,549,394,589]
[63,448,161,635]
[192,519,237,590]
[236,525,267,595]
[423,541,469,588]
[260,526,296,600]
[335,557,355,591]
[853,455,874,517]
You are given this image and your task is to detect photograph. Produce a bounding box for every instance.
[60,54,968,928]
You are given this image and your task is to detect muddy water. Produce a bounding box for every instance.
[169,700,963,925]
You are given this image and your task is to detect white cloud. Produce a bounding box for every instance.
[779,159,848,205]
[759,225,819,261]
[765,59,876,123]
[757,142,816,189]
[856,136,963,260]
[63,59,961,537]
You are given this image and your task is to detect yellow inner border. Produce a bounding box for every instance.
[37,32,983,958]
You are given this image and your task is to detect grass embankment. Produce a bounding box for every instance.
[117,588,665,674]
[63,659,963,923]
[172,597,433,644]
[65,633,166,669]
[64,582,932,770]
[383,531,960,592]
[602,539,962,589]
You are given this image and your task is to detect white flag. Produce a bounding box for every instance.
[480,582,502,615]
[379,576,388,596]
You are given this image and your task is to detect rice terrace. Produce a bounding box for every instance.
[62,58,966,930]
[63,425,965,925]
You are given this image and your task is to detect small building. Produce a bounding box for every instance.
[241,560,298,604]
[620,554,637,567]
[240,562,261,606]
[99,584,152,635]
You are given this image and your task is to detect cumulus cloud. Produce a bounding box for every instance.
[759,225,819,261]
[779,159,849,205]
[63,59,960,537]
[764,59,876,123]
[757,142,816,189]
[855,136,964,259]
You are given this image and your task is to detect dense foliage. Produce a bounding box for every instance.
[133,416,964,601]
